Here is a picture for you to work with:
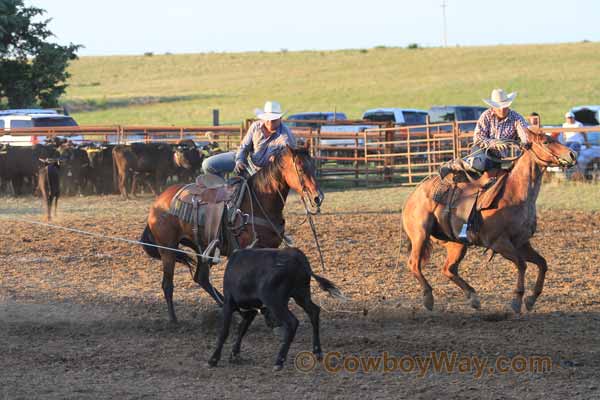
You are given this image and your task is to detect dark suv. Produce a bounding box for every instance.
[286,112,347,128]
[428,105,487,131]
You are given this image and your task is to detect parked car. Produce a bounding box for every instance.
[362,108,428,126]
[0,109,79,146]
[428,105,487,131]
[286,112,348,128]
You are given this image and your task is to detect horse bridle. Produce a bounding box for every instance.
[292,152,321,215]
[527,136,570,167]
[484,137,567,167]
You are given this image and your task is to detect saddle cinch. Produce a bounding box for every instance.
[431,169,509,243]
[168,174,247,263]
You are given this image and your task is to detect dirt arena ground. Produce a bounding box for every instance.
[1,193,599,399]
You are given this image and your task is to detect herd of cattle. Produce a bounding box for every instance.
[0,138,223,199]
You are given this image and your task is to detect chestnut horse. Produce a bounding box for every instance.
[141,146,324,322]
[402,131,577,314]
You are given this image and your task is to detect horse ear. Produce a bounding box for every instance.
[296,138,307,149]
[286,143,295,153]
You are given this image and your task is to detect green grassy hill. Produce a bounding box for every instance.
[63,42,600,126]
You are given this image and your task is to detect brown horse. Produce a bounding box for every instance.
[141,145,324,322]
[402,131,577,314]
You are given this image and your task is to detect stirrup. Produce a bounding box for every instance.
[283,233,294,246]
[202,239,221,264]
[458,224,469,240]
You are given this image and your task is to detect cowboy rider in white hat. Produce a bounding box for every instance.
[441,88,530,177]
[201,101,297,177]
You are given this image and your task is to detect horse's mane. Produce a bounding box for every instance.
[250,146,311,193]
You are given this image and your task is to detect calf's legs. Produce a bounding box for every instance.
[266,303,299,370]
[293,288,323,360]
[230,310,258,362]
[208,300,234,367]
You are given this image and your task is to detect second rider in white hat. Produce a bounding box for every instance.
[441,88,531,176]
[202,101,297,177]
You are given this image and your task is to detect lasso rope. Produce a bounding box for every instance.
[0,214,220,261]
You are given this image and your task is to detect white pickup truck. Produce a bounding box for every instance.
[0,109,80,146]
[319,108,429,146]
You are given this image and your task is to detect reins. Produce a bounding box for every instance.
[245,150,327,272]
[292,152,326,272]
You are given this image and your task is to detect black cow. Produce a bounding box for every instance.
[0,144,58,196]
[38,158,60,221]
[58,143,90,195]
[85,144,115,195]
[0,144,9,194]
[208,247,345,370]
[112,143,174,198]
[173,139,204,183]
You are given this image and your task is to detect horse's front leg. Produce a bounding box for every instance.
[194,260,224,306]
[518,241,548,311]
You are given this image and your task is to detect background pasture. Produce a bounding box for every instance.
[64,42,600,126]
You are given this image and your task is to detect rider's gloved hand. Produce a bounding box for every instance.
[493,140,508,152]
[234,161,247,175]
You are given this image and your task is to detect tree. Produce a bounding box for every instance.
[0,0,81,109]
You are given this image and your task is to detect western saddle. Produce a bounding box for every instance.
[168,174,247,264]
[431,168,509,243]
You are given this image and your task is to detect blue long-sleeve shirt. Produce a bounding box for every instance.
[235,120,297,168]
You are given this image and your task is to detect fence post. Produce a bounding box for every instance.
[426,116,432,176]
[354,134,359,186]
[407,127,412,185]
[364,130,369,187]
[453,122,459,158]
[384,123,393,182]
[316,127,322,179]
[212,109,220,126]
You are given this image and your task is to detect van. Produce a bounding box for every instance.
[428,105,487,131]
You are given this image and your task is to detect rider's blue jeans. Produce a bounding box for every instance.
[202,151,236,177]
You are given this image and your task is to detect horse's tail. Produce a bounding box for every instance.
[405,236,433,264]
[140,224,195,267]
[141,224,161,260]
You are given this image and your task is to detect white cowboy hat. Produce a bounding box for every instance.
[255,101,285,121]
[483,88,517,109]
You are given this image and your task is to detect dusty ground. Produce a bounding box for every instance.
[1,194,599,399]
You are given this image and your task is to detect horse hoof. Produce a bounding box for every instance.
[423,293,434,311]
[524,296,537,311]
[229,353,241,364]
[468,293,481,310]
[273,364,283,372]
[510,298,522,314]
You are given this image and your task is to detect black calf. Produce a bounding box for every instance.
[38,159,60,221]
[208,247,345,370]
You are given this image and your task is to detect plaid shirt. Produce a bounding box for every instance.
[235,120,297,168]
[473,109,529,149]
